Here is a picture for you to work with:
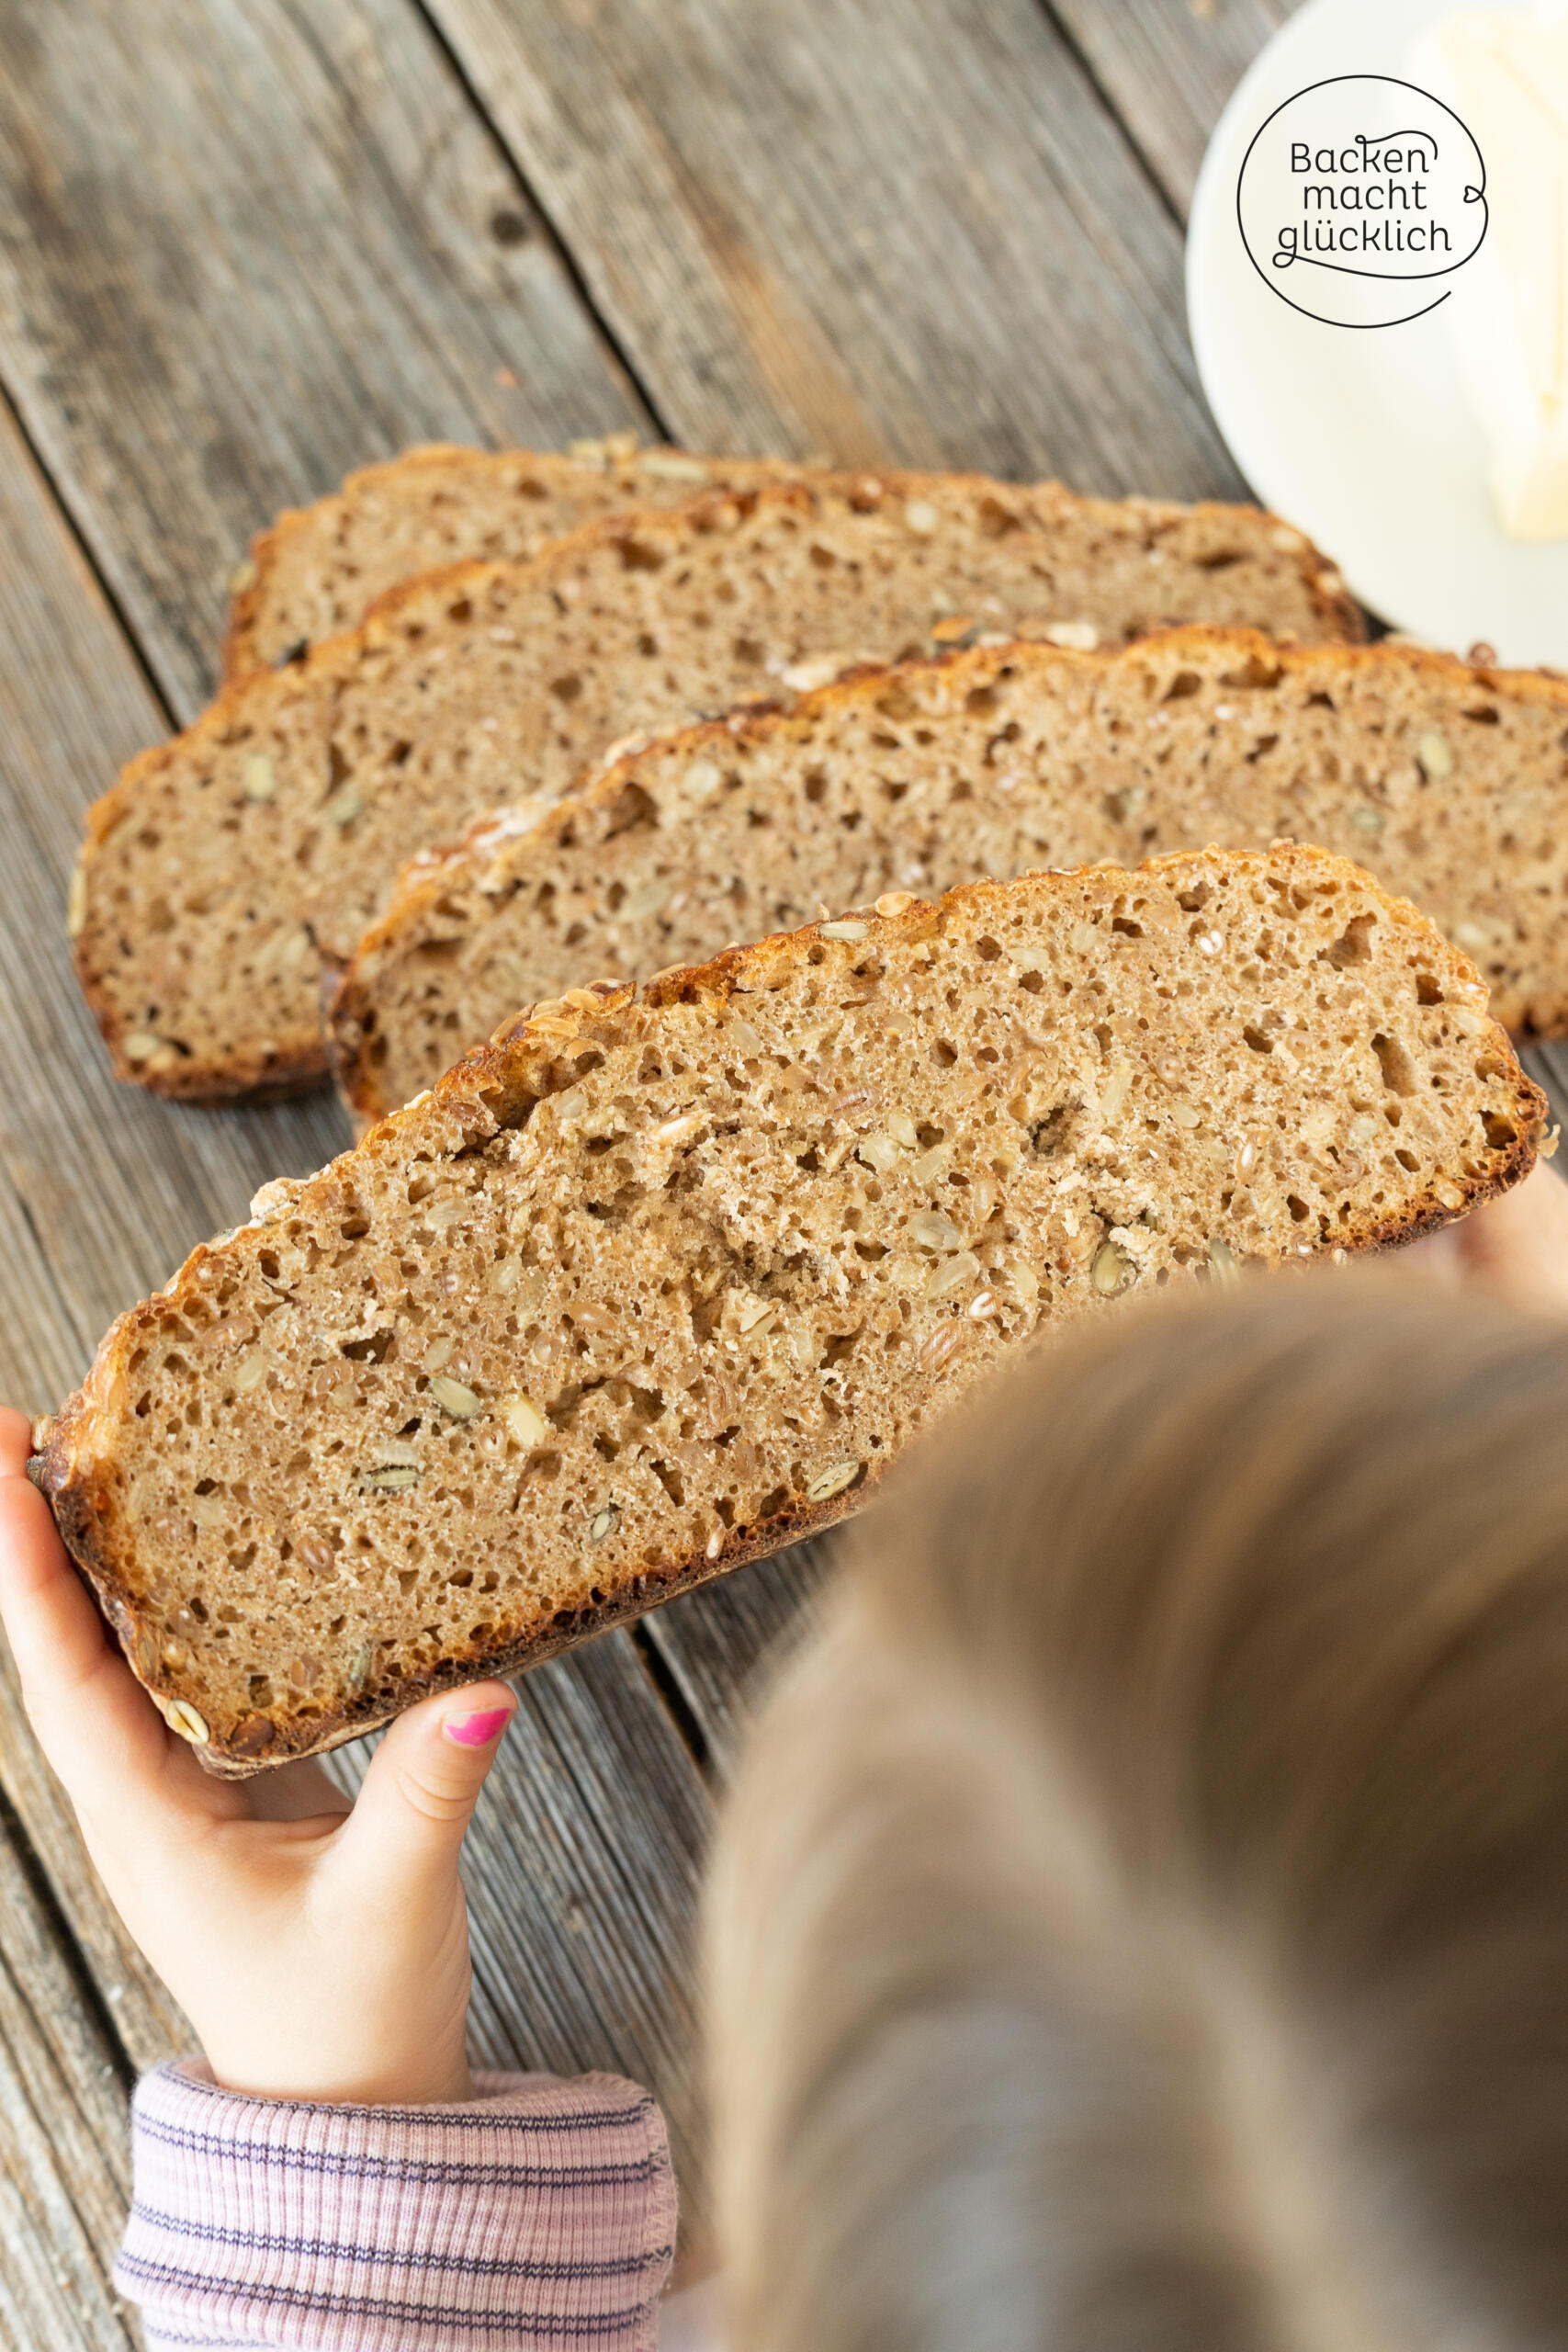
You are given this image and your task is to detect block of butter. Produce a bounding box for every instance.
[1413,6,1568,541]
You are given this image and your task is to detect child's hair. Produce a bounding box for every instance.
[705,1274,1568,2352]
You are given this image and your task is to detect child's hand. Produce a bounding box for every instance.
[0,1407,515,2107]
[1411,1158,1568,1311]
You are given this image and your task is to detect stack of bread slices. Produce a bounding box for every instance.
[32,435,1553,1771]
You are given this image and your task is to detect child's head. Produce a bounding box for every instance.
[707,1275,1568,2352]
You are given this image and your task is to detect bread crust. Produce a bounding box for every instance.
[331,626,1568,1118]
[34,846,1546,1774]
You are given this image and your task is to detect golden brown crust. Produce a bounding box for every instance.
[331,626,1568,1118]
[33,846,1545,1773]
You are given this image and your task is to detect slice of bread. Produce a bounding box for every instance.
[220,437,1354,680]
[330,628,1568,1119]
[76,479,1362,1105]
[222,440,804,676]
[32,846,1542,1775]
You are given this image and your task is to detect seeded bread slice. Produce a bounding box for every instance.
[76,475,1361,1105]
[220,435,1354,681]
[331,628,1568,1120]
[32,845,1541,1775]
[222,440,806,676]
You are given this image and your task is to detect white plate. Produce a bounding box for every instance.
[1188,0,1568,666]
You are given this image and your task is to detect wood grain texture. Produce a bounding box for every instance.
[0,1819,137,2351]
[0,0,649,717]
[642,1542,835,1784]
[424,0,1243,496]
[1049,0,1301,219]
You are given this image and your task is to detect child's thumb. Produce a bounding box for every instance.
[333,1683,515,1897]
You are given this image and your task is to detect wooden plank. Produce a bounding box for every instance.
[324,1634,714,2223]
[1049,0,1300,221]
[642,1542,835,1784]
[0,1816,137,2351]
[423,0,1242,495]
[0,0,650,717]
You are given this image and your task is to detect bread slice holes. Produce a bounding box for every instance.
[1032,1103,1077,1158]
[1244,1024,1273,1055]
[1416,972,1444,1005]
[1325,913,1376,967]
[1371,1033,1418,1096]
[341,1330,392,1363]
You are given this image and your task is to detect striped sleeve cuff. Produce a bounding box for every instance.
[115,2059,676,2350]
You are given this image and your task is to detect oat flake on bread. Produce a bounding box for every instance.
[32,846,1541,1774]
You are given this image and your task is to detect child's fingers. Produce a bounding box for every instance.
[0,1410,222,1829]
[327,1682,516,1909]
[1461,1159,1568,1310]
[1410,1161,1568,1310]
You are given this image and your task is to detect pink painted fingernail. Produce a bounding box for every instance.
[444,1703,513,1748]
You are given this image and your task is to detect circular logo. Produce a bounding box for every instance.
[1236,74,1487,328]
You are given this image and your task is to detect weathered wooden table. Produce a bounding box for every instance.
[1,4,1563,2340]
